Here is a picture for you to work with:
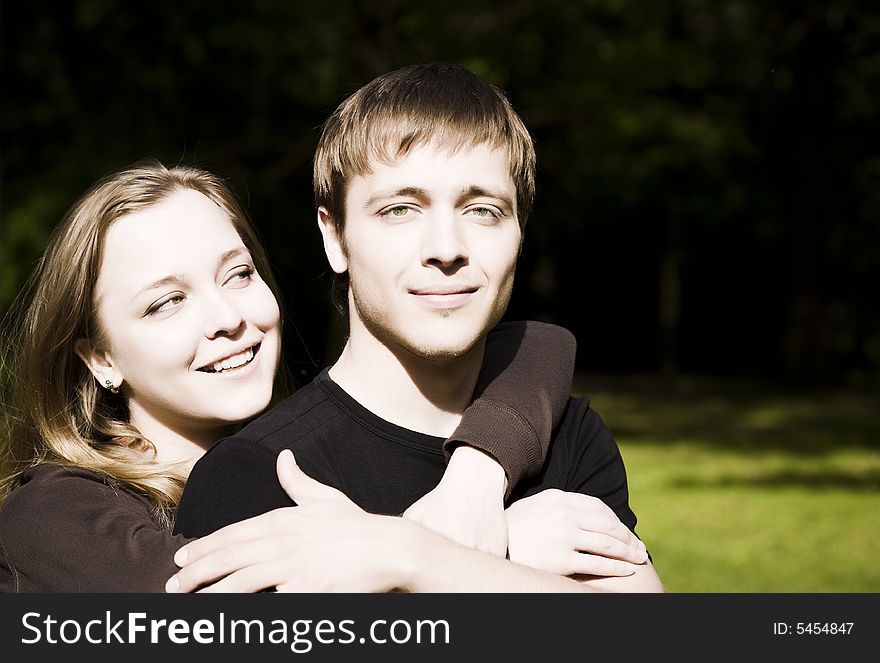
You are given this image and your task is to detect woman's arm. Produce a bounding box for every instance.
[402,321,576,556]
[449,320,577,492]
[0,465,188,592]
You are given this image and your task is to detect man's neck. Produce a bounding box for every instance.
[328,325,486,438]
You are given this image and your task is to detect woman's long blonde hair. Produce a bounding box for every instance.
[0,159,284,529]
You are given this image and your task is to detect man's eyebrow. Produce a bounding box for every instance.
[363,187,429,209]
[456,185,515,211]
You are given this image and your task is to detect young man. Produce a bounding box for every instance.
[171,63,662,592]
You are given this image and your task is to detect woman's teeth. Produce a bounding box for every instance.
[208,347,254,373]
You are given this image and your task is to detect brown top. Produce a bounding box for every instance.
[0,464,189,592]
[446,320,577,495]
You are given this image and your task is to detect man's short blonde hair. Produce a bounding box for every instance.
[313,62,536,228]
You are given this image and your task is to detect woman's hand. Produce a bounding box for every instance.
[166,450,404,593]
[402,445,508,557]
[506,489,649,577]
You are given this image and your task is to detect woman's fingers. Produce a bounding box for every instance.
[173,508,287,567]
[195,561,285,593]
[169,537,278,592]
[276,449,348,505]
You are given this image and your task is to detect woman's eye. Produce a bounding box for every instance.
[225,267,254,287]
[148,295,184,316]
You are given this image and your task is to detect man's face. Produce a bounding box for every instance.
[325,141,522,361]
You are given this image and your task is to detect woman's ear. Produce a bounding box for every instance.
[74,338,122,391]
[317,207,348,275]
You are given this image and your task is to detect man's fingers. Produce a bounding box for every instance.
[573,531,648,565]
[569,551,638,577]
[560,492,644,549]
[576,512,646,551]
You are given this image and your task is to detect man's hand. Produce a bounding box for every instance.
[506,489,649,577]
[166,450,402,593]
[402,445,508,557]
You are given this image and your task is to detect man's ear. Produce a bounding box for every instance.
[74,338,122,390]
[317,207,348,275]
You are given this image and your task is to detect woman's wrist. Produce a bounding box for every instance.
[445,445,508,496]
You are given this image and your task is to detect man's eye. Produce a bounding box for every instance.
[467,206,501,221]
[382,206,416,220]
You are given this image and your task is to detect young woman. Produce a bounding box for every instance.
[0,160,646,592]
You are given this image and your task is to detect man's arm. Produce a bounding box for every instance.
[524,398,664,593]
[173,406,662,592]
[505,488,660,588]
[572,562,663,592]
[169,451,658,593]
[169,451,602,593]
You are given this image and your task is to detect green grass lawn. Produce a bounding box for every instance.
[578,375,880,592]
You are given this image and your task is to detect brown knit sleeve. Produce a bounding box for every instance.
[0,464,190,592]
[444,320,576,497]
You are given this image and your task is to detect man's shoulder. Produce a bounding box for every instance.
[557,394,594,428]
[232,372,343,451]
[549,393,619,463]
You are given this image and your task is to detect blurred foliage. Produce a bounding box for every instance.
[2,0,878,385]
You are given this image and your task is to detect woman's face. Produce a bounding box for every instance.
[91,189,281,443]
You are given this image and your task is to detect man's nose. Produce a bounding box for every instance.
[420,212,469,271]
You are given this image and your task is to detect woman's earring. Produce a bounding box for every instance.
[104,379,120,395]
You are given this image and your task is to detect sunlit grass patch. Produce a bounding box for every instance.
[580,376,880,592]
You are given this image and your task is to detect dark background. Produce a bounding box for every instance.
[2,0,878,390]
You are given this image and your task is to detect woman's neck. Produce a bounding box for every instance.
[127,403,235,474]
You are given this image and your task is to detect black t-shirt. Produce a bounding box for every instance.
[174,368,638,539]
